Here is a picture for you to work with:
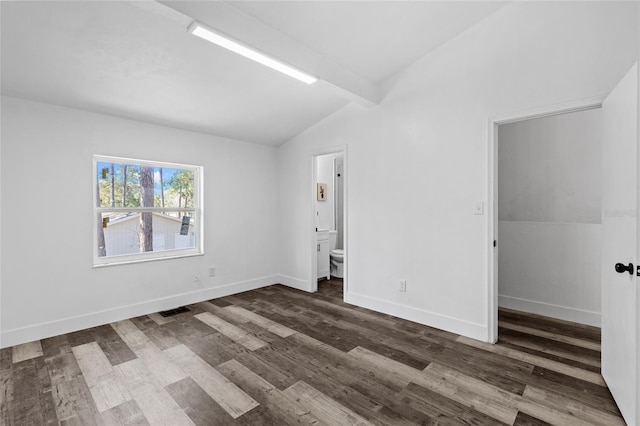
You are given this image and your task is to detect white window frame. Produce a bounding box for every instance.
[93,155,204,267]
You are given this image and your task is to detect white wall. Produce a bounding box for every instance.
[277,1,639,340]
[315,153,338,231]
[499,108,602,224]
[498,109,603,326]
[499,222,601,325]
[0,96,280,347]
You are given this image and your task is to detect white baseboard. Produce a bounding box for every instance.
[345,291,489,342]
[278,274,312,292]
[0,275,279,348]
[498,295,601,327]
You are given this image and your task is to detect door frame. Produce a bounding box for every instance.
[636,58,640,425]
[310,145,348,295]
[486,95,607,343]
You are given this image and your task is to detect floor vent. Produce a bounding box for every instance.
[158,306,190,317]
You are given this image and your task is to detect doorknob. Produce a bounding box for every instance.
[615,262,634,274]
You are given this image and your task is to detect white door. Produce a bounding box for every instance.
[601,62,638,425]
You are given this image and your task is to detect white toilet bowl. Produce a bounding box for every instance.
[330,249,344,278]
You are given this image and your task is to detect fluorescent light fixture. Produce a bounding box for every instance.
[188,22,318,85]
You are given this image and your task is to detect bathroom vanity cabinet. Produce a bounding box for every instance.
[317,230,330,280]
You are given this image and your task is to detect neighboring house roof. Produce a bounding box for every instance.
[103,212,190,227]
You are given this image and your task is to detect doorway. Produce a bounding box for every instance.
[487,96,606,343]
[311,147,347,297]
[488,65,639,425]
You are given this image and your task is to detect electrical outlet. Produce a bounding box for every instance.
[209,267,216,277]
[399,280,407,292]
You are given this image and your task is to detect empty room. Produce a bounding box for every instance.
[1,1,639,425]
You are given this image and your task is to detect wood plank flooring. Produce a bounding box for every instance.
[0,279,625,425]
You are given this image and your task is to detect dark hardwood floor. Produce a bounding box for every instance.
[0,278,625,425]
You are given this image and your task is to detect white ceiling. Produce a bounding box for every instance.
[228,1,508,84]
[1,1,507,145]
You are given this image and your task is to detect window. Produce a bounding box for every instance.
[93,155,203,266]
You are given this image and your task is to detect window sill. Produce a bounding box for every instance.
[92,251,204,268]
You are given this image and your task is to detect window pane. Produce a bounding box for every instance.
[160,168,195,208]
[97,162,141,208]
[96,162,195,209]
[98,211,197,257]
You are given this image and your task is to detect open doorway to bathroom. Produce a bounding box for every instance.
[312,148,346,297]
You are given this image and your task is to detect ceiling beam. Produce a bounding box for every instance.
[158,1,380,107]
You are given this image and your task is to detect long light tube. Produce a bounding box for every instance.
[188,22,318,85]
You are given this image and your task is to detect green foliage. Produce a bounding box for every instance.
[98,164,140,207]
[98,180,111,207]
[167,170,194,208]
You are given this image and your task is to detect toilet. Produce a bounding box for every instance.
[330,249,344,278]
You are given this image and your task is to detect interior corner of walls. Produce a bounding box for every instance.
[0,274,279,349]
[344,291,489,342]
[498,295,601,327]
[277,274,312,292]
